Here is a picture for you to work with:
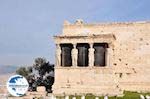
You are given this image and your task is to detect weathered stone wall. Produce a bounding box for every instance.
[53,67,120,95]
[53,20,150,95]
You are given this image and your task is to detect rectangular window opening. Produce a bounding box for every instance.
[94,43,108,67]
[60,44,73,67]
[77,43,89,67]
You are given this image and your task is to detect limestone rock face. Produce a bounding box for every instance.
[53,20,150,96]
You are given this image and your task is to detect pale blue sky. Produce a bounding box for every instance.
[0,0,150,66]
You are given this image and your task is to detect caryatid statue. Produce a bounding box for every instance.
[72,44,78,66]
[89,43,94,66]
[56,44,61,66]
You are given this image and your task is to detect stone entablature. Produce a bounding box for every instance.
[54,34,115,44]
[52,20,150,96]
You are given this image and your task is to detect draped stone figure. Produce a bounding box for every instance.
[72,44,78,66]
[56,44,61,66]
[89,43,94,66]
[106,48,113,66]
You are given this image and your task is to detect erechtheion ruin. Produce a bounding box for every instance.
[52,19,150,96]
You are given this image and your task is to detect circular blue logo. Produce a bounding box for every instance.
[6,75,29,97]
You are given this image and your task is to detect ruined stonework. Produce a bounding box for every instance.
[52,19,150,96]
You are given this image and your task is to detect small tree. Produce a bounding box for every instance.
[34,57,46,70]
[32,57,54,92]
[16,57,54,93]
[16,67,31,78]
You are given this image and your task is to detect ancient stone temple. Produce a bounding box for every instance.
[52,19,150,96]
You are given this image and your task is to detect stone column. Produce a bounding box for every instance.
[88,43,95,67]
[56,44,61,66]
[72,43,78,67]
[106,48,113,66]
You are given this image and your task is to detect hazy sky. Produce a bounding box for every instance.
[0,0,150,66]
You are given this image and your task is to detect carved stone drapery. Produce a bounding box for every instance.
[56,44,61,66]
[88,43,95,67]
[71,44,78,66]
[106,48,113,66]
